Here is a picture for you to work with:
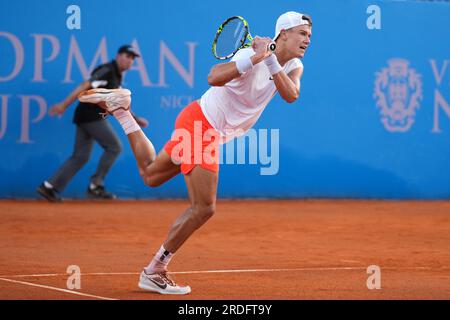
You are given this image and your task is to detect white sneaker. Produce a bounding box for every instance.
[138,270,191,295]
[78,88,132,115]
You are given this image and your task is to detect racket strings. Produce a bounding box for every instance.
[215,19,247,59]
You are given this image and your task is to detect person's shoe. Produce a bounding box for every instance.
[138,270,191,295]
[86,185,116,200]
[37,183,62,202]
[78,88,132,115]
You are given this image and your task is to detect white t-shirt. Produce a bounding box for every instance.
[200,47,303,143]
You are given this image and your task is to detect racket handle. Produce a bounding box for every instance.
[268,43,276,51]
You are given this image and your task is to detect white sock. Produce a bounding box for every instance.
[44,181,54,189]
[144,245,173,274]
[114,109,141,135]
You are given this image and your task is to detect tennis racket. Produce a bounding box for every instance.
[212,16,276,60]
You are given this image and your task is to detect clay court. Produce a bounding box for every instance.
[0,200,449,300]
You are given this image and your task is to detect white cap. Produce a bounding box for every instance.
[274,11,312,40]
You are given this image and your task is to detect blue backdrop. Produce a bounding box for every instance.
[1,0,449,199]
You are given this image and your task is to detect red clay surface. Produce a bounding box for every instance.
[0,200,449,300]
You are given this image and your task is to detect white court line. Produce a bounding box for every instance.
[1,265,449,279]
[171,267,367,275]
[0,277,117,300]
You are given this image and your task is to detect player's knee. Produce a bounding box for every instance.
[143,175,162,188]
[192,203,216,224]
[147,179,161,188]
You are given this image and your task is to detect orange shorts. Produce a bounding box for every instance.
[164,101,220,175]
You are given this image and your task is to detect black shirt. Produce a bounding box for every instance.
[73,60,122,124]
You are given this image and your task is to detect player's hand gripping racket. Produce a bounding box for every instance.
[212,16,276,60]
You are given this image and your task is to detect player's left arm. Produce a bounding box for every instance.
[272,66,303,103]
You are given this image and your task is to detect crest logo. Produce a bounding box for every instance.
[374,59,423,132]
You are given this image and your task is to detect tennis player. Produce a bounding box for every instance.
[78,11,312,294]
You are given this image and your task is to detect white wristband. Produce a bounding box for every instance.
[235,57,253,74]
[264,54,282,76]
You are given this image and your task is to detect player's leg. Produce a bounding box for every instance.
[78,88,180,187]
[139,166,218,295]
[146,166,218,264]
[142,101,220,274]
[127,130,180,187]
[164,166,218,252]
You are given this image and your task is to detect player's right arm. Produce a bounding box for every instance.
[207,37,272,87]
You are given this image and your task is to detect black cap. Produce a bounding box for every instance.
[117,45,140,57]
